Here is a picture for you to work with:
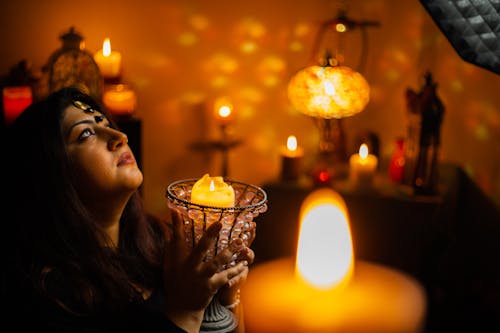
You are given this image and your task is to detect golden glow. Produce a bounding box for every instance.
[207,53,238,74]
[262,74,279,87]
[359,143,369,158]
[288,65,370,119]
[262,56,286,73]
[241,40,258,54]
[178,31,198,46]
[189,14,209,30]
[102,38,111,57]
[294,23,311,37]
[211,75,228,88]
[286,135,298,151]
[239,18,266,38]
[289,40,303,52]
[295,188,354,289]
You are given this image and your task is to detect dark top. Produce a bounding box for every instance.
[3,271,186,333]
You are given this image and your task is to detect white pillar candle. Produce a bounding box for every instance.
[94,38,122,79]
[349,143,378,189]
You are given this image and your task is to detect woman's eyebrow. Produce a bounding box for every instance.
[66,119,95,136]
[66,117,111,136]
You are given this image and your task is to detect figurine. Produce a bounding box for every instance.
[404,71,445,195]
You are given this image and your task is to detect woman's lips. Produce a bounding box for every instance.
[118,152,135,166]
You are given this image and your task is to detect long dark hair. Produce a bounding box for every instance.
[2,87,165,314]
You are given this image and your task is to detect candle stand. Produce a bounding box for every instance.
[189,124,242,178]
[166,179,268,333]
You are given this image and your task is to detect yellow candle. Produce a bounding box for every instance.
[242,188,426,333]
[94,38,122,79]
[102,84,137,116]
[349,143,378,189]
[190,173,235,207]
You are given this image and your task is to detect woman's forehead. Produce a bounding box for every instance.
[63,104,106,126]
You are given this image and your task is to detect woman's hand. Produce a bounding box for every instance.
[218,221,256,308]
[162,210,250,332]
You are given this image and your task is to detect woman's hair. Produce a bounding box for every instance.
[2,86,165,314]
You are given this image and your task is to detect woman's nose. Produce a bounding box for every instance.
[107,129,128,151]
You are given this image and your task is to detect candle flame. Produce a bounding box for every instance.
[286,135,298,152]
[335,22,347,32]
[359,143,369,159]
[214,97,234,123]
[296,188,354,289]
[103,38,112,57]
[218,105,232,118]
[209,180,215,192]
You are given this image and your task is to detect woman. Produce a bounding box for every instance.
[1,86,252,332]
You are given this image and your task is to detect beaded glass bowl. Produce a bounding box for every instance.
[166,178,268,265]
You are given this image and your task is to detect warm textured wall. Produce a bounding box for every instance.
[1,0,499,218]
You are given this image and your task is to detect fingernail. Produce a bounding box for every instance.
[230,239,243,251]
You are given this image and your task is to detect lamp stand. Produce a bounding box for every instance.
[310,117,349,183]
[189,125,242,178]
[315,117,347,162]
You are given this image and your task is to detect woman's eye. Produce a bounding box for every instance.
[78,128,95,140]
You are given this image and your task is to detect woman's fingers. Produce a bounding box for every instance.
[199,238,246,277]
[188,222,222,266]
[170,210,190,260]
[236,247,255,265]
[225,263,249,288]
[209,261,248,290]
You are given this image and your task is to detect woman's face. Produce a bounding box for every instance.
[62,103,143,203]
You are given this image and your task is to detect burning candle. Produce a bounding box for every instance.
[102,84,137,116]
[349,143,378,189]
[2,86,32,125]
[242,188,426,333]
[280,135,304,181]
[94,38,122,79]
[213,97,234,125]
[190,173,235,208]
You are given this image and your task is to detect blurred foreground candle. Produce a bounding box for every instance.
[94,38,122,80]
[102,84,137,116]
[242,188,426,333]
[190,173,235,207]
[280,135,304,181]
[349,143,378,189]
[2,86,32,125]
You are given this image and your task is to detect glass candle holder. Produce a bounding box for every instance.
[166,178,268,265]
[166,178,268,333]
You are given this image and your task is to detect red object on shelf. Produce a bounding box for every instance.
[3,86,32,125]
[389,138,406,183]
